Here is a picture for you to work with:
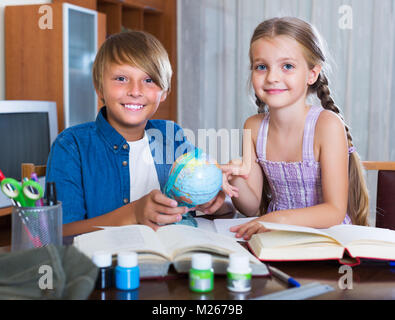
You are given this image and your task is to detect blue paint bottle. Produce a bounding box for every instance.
[115,252,140,290]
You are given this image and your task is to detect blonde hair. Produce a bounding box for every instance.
[250,17,369,226]
[92,30,172,95]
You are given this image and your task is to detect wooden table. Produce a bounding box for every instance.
[89,259,395,300]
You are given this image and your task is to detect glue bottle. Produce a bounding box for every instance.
[115,252,140,290]
[189,253,214,293]
[92,251,114,290]
[227,253,252,292]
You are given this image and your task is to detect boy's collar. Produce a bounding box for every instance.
[96,107,157,153]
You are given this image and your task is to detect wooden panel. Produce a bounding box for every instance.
[150,0,177,121]
[5,4,64,132]
[97,2,122,35]
[144,11,164,41]
[0,207,12,217]
[0,215,11,246]
[122,7,144,30]
[123,0,164,12]
[21,163,47,180]
[97,12,107,111]
[52,0,97,10]
[362,161,395,171]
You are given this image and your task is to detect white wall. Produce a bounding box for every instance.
[0,0,50,100]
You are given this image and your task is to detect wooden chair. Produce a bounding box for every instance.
[21,163,47,180]
[362,161,395,230]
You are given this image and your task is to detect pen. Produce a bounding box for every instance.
[268,265,301,287]
[30,173,44,207]
[46,181,57,206]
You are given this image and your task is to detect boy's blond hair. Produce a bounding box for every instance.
[93,30,172,95]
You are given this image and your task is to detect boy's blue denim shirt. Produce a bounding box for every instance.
[46,107,195,224]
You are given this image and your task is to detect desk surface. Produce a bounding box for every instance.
[89,260,395,300]
[2,213,395,300]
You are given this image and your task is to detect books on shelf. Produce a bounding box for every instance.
[247,222,395,265]
[73,224,269,279]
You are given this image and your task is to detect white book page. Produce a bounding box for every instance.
[324,224,395,246]
[156,225,260,263]
[253,230,338,248]
[73,225,170,259]
[195,218,216,233]
[259,222,341,244]
[213,218,256,242]
[195,217,256,241]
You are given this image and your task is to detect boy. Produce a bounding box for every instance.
[46,31,226,236]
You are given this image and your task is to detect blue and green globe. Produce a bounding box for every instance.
[164,149,223,208]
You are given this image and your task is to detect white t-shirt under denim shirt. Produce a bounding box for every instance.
[128,132,160,203]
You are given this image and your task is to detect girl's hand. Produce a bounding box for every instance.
[195,190,226,215]
[132,189,188,230]
[230,217,270,240]
[219,159,249,198]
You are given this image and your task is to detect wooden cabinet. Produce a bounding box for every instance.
[95,0,178,122]
[5,0,177,135]
[5,3,107,133]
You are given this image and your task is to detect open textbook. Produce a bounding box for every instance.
[248,222,395,264]
[195,217,256,241]
[73,224,269,278]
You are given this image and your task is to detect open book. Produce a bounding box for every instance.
[195,217,255,242]
[73,224,269,279]
[248,222,395,264]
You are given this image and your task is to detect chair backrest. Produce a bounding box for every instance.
[21,163,47,181]
[362,161,395,230]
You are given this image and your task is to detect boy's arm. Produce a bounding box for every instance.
[47,133,186,237]
[63,190,188,236]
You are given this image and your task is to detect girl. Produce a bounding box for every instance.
[222,17,369,240]
[46,31,226,236]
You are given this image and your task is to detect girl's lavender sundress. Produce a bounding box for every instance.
[256,105,351,224]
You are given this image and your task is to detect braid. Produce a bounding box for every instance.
[255,95,267,114]
[315,74,353,148]
[315,73,369,226]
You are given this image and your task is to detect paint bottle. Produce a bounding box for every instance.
[92,251,114,290]
[115,252,140,290]
[227,253,252,292]
[189,253,214,293]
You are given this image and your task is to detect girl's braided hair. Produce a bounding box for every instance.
[250,17,369,225]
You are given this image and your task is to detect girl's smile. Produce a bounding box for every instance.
[251,35,320,110]
[264,88,288,95]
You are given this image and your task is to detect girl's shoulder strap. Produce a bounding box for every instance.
[302,105,324,162]
[256,112,270,160]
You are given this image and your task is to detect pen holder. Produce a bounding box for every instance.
[11,202,62,251]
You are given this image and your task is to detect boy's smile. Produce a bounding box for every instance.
[97,63,167,141]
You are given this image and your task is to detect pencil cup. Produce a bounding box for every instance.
[11,202,62,251]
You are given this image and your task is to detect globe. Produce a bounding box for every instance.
[164,149,223,208]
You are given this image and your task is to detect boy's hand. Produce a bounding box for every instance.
[195,190,226,215]
[132,190,188,231]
